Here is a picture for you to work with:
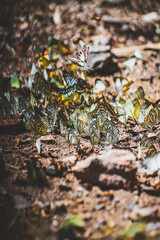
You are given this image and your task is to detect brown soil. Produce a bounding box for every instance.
[0,0,160,239]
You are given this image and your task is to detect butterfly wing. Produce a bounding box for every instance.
[76,49,85,62]
[68,129,80,146]
[68,45,91,68]
[68,54,85,67]
[105,131,118,143]
[76,45,90,61]
[90,130,100,145]
[83,45,90,61]
[74,50,85,67]
[59,86,77,98]
[68,56,79,64]
[93,78,107,95]
[63,71,78,87]
[106,121,119,135]
[84,124,92,136]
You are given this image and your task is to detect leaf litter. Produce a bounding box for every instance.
[1,0,160,239]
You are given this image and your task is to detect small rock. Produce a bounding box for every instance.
[61,155,76,164]
[72,149,137,187]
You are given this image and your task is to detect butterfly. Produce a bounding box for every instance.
[146,145,157,158]
[63,71,79,87]
[62,71,87,92]
[84,120,97,136]
[77,119,86,134]
[59,120,68,137]
[105,121,119,143]
[115,75,133,96]
[92,78,107,95]
[96,111,108,130]
[38,48,50,69]
[140,134,153,148]
[144,108,157,125]
[135,86,145,100]
[68,129,80,146]
[83,121,100,145]
[105,131,118,143]
[90,131,100,145]
[68,45,92,71]
[106,121,119,135]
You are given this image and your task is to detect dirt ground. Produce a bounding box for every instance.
[1,0,160,239]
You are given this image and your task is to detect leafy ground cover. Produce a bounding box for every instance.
[0,0,160,239]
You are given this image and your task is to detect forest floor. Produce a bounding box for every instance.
[1,0,160,239]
